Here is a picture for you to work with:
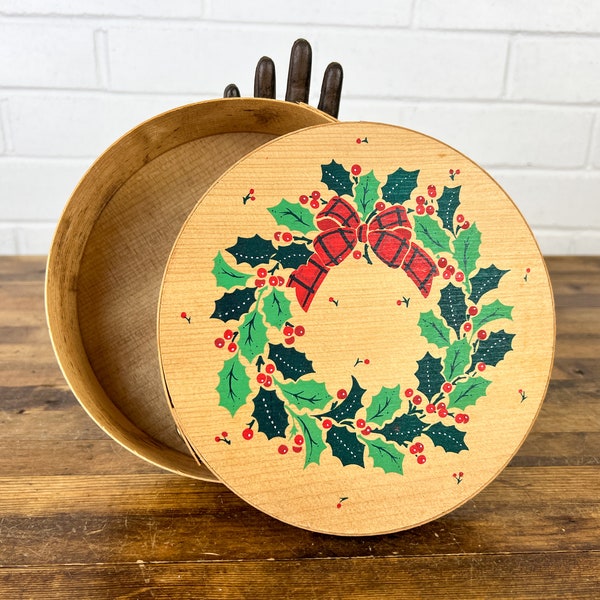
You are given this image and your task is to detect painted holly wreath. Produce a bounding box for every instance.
[197,154,515,476]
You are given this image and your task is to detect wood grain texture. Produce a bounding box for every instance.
[0,256,598,598]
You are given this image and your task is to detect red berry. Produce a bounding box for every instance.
[356,138,361,144]
[426,205,435,215]
[329,297,334,302]
[215,436,220,442]
[462,221,470,229]
[250,196,256,201]
[221,431,228,438]
[215,337,225,348]
[283,325,294,337]
[416,195,426,205]
[274,231,281,241]
[449,169,454,175]
[412,394,422,405]
[351,164,361,176]
[526,267,531,273]
[405,388,414,398]
[375,201,385,211]
[477,329,487,340]
[438,408,448,418]
[415,442,424,453]
[462,414,470,423]
[294,434,304,446]
[459,471,464,477]
[427,185,437,198]
[282,232,293,243]
[447,265,455,274]
[396,299,403,305]
[456,214,465,224]
[292,445,302,453]
[468,306,478,316]
[257,373,266,384]
[269,276,278,286]
[278,445,288,455]
[312,190,321,200]
[455,414,465,424]
[417,455,427,464]
[426,403,436,413]
[438,402,447,410]
[443,382,453,393]
[257,267,267,278]
[337,389,347,400]
[223,329,234,340]
[356,418,366,429]
[518,389,523,394]
[264,375,272,387]
[266,363,275,374]
[299,194,309,204]
[322,419,333,429]
[464,322,472,332]
[180,312,187,319]
[284,336,295,345]
[255,278,265,287]
[361,426,372,435]
[277,276,285,286]
[455,271,465,282]
[310,199,320,209]
[242,428,254,440]
[337,502,343,508]
[364,359,370,365]
[477,362,486,372]
[410,444,419,455]
[227,342,237,353]
[438,257,448,268]
[416,205,425,215]
[353,250,362,259]
[443,269,452,280]
[249,189,254,195]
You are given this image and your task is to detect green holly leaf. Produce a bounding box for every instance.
[251,388,289,440]
[274,242,313,269]
[415,352,445,400]
[267,199,315,235]
[439,283,468,337]
[210,286,257,322]
[381,167,420,205]
[226,234,275,267]
[447,376,492,411]
[262,288,292,329]
[212,251,251,290]
[471,300,513,332]
[321,160,353,197]
[277,378,332,411]
[238,308,268,362]
[424,421,468,453]
[413,215,452,256]
[453,223,481,288]
[373,413,428,447]
[437,186,461,233]
[365,437,404,475]
[268,343,315,381]
[354,170,381,220]
[469,264,510,305]
[216,354,251,417]
[295,413,327,468]
[366,385,401,427]
[319,376,366,423]
[444,338,471,381]
[418,310,451,348]
[326,425,365,467]
[471,330,515,368]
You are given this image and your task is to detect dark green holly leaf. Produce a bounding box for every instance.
[439,283,468,337]
[471,299,513,331]
[471,330,515,368]
[295,413,327,468]
[267,199,315,235]
[212,251,251,290]
[373,413,428,447]
[447,376,492,411]
[226,234,275,267]
[274,242,313,269]
[453,223,481,288]
[321,160,353,197]
[268,343,315,381]
[413,214,452,256]
[364,437,404,475]
[277,378,331,411]
[319,376,366,423]
[469,264,510,304]
[326,425,365,467]
[418,309,451,348]
[424,421,468,453]
[381,167,420,205]
[251,388,289,440]
[437,186,461,233]
[444,337,471,381]
[415,352,445,400]
[366,385,401,427]
[210,286,257,322]
[238,308,268,362]
[354,170,381,220]
[216,354,251,416]
[262,288,293,329]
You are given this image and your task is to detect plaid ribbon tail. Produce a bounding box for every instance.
[287,254,330,312]
[401,243,439,298]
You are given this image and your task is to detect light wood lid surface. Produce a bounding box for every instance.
[159,121,555,533]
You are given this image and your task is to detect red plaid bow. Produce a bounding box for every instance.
[288,197,439,311]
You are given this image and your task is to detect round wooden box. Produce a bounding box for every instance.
[45,98,334,481]
[159,121,555,535]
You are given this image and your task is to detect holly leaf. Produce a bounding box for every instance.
[274,242,313,269]
[471,330,515,368]
[453,223,481,288]
[319,376,366,423]
[262,288,292,329]
[365,437,404,475]
[424,421,468,453]
[210,286,257,322]
[216,354,251,417]
[278,378,331,411]
[354,170,381,220]
[251,388,289,440]
[238,308,268,362]
[267,199,315,235]
[381,167,420,205]
[268,343,315,381]
[444,338,471,381]
[212,251,251,290]
[415,352,445,400]
[447,376,492,411]
[326,425,365,467]
[471,300,513,332]
[366,385,401,427]
[413,214,452,256]
[226,234,275,267]
[373,413,428,447]
[437,186,461,233]
[439,283,468,338]
[469,264,510,305]
[321,160,353,197]
[295,413,327,468]
[418,310,451,348]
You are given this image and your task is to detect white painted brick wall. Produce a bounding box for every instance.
[0,0,599,255]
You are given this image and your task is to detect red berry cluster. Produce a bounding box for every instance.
[455,213,470,230]
[356,416,371,436]
[242,188,256,204]
[356,137,368,144]
[453,471,464,484]
[214,328,238,353]
[415,194,436,216]
[278,434,305,455]
[283,321,305,345]
[214,431,231,445]
[409,441,426,464]
[256,363,276,388]
[254,266,285,289]
[336,496,349,508]
[437,256,465,283]
[351,163,362,176]
[299,190,323,209]
[449,168,461,181]
[180,311,191,323]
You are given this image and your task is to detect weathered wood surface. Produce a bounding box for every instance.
[0,256,598,599]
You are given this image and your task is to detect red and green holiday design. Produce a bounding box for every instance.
[207,158,515,476]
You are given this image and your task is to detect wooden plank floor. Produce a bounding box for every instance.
[0,256,598,599]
